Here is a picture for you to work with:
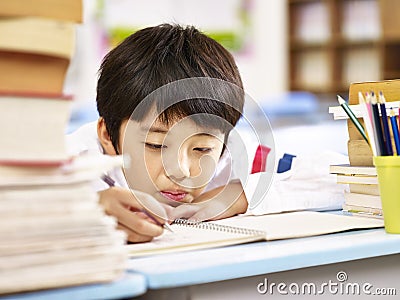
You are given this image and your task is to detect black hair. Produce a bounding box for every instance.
[96,23,244,152]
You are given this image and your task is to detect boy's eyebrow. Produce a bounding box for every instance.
[141,126,168,134]
[194,133,218,138]
[141,126,220,138]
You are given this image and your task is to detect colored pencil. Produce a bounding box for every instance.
[390,108,400,155]
[370,92,387,156]
[378,91,393,156]
[337,95,369,144]
[359,92,377,155]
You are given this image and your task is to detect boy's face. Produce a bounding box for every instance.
[119,111,225,206]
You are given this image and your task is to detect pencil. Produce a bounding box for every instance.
[101,174,174,232]
[370,92,387,156]
[365,92,380,154]
[398,107,400,133]
[337,95,369,144]
[366,92,381,156]
[378,91,393,156]
[359,92,377,156]
[390,108,400,155]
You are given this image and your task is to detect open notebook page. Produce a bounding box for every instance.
[126,211,384,257]
[126,221,266,258]
[213,211,384,240]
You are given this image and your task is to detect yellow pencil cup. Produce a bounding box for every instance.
[373,156,400,233]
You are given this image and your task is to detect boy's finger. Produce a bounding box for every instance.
[159,203,176,218]
[135,209,167,227]
[99,187,144,213]
[118,188,170,223]
[112,187,144,209]
[116,223,153,243]
[100,187,169,231]
[167,204,201,220]
[189,204,226,222]
[189,209,212,222]
[132,190,170,222]
[113,203,164,237]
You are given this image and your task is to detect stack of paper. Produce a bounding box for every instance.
[0,154,128,295]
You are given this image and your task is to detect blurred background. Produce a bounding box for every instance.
[7,0,400,154]
[66,0,287,119]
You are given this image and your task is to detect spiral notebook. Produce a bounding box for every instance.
[126,211,384,257]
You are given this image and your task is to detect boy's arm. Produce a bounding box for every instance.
[194,181,248,220]
[168,181,248,221]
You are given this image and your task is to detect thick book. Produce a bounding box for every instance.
[329,164,377,176]
[344,191,382,209]
[126,211,384,257]
[0,92,72,165]
[0,17,75,93]
[349,183,380,196]
[0,51,70,94]
[347,140,374,167]
[336,174,378,185]
[0,17,76,59]
[0,0,83,23]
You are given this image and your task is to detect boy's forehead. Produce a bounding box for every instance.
[130,116,224,138]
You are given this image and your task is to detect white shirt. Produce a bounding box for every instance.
[66,121,239,193]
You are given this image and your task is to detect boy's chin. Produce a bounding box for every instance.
[156,196,193,207]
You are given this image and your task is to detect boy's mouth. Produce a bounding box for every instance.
[160,190,188,202]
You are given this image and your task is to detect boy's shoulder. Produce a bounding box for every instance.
[66,121,102,156]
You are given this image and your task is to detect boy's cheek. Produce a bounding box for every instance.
[124,167,159,192]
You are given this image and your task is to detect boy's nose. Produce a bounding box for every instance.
[165,152,191,181]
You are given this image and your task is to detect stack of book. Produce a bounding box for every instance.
[330,164,382,219]
[0,155,128,294]
[0,0,128,295]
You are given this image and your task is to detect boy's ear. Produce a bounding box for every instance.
[97,117,117,155]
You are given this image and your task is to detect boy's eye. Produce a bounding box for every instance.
[193,147,213,153]
[145,143,166,150]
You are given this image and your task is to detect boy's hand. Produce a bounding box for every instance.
[168,182,248,221]
[98,187,169,243]
[167,201,227,222]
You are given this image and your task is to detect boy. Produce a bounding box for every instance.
[67,23,248,243]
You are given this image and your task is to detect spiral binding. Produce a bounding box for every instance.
[173,219,266,236]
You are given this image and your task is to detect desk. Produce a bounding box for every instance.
[2,225,398,299]
[0,273,146,300]
[128,228,400,299]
